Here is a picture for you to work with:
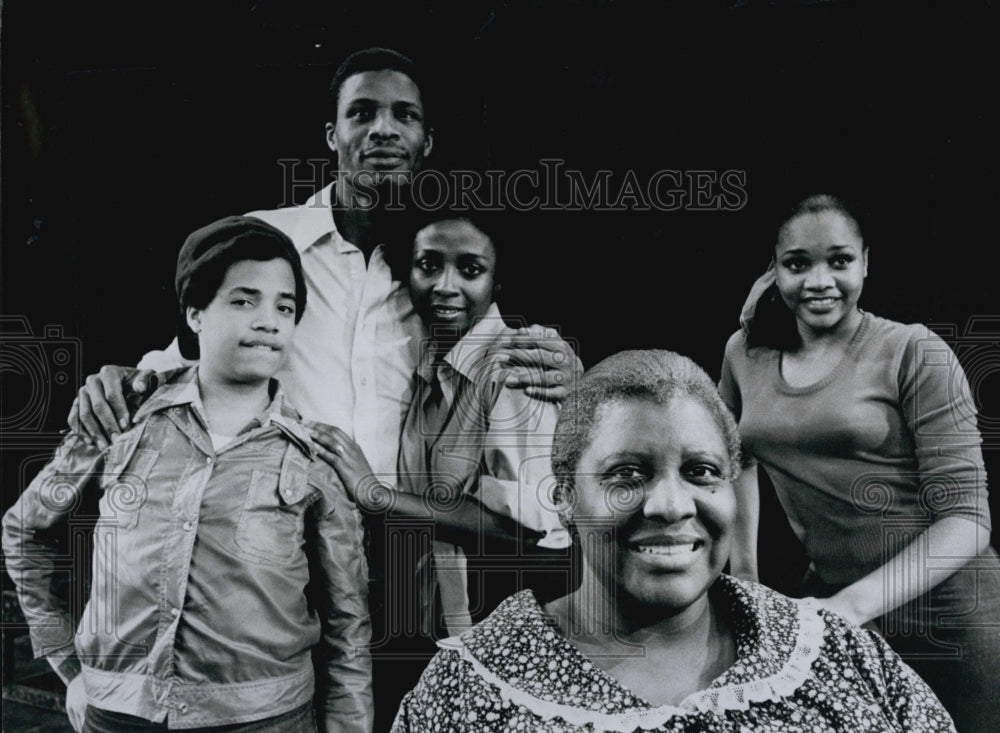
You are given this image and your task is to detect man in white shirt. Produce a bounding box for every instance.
[70,48,578,479]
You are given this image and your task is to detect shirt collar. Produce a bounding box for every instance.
[302,182,397,258]
[133,366,202,421]
[293,183,345,255]
[134,367,314,457]
[417,302,506,384]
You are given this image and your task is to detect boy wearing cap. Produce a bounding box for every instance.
[2,216,372,732]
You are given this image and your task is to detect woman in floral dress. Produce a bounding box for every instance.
[390,350,955,732]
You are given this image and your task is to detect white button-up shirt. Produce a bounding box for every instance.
[138,184,423,477]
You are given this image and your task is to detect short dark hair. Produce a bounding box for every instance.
[328,47,428,123]
[176,216,307,359]
[551,350,742,498]
[377,201,507,284]
[413,209,504,282]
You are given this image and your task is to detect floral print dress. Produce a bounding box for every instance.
[390,576,955,732]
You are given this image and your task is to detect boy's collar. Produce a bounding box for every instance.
[133,367,314,457]
[133,367,202,422]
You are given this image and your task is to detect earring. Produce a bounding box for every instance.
[551,482,575,522]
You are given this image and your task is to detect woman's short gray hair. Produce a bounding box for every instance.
[551,350,742,494]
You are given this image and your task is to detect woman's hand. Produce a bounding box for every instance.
[308,423,382,506]
[806,594,867,627]
[488,507,546,551]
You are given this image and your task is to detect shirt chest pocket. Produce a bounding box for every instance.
[234,463,313,565]
[99,435,158,533]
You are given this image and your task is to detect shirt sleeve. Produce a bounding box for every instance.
[1,433,104,668]
[308,469,374,733]
[136,337,193,372]
[479,385,568,548]
[898,327,990,529]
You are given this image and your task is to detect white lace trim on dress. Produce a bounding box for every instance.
[439,598,826,732]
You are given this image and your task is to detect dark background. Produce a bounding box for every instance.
[2,0,997,595]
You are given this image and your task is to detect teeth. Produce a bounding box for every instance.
[633,543,698,556]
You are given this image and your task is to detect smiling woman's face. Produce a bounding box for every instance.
[569,395,736,613]
[775,210,868,338]
[408,219,497,337]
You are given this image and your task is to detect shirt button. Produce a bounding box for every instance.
[178,703,189,714]
[361,378,368,387]
[170,607,180,617]
[183,521,193,531]
[284,489,293,498]
[206,456,212,465]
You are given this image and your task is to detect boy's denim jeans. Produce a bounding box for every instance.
[82,702,316,733]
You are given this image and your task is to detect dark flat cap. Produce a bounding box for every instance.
[175,215,301,302]
[174,215,306,359]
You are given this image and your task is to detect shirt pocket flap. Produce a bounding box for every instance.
[102,439,158,489]
[101,432,143,485]
[277,451,311,506]
[235,467,310,564]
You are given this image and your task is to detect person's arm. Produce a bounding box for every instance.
[1,433,104,731]
[814,329,991,626]
[815,516,987,626]
[729,463,760,582]
[717,333,759,582]
[309,424,542,548]
[477,384,567,548]
[66,338,191,447]
[310,473,374,733]
[495,325,582,403]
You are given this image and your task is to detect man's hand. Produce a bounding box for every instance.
[496,325,582,402]
[309,423,385,508]
[66,674,87,732]
[67,366,157,449]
